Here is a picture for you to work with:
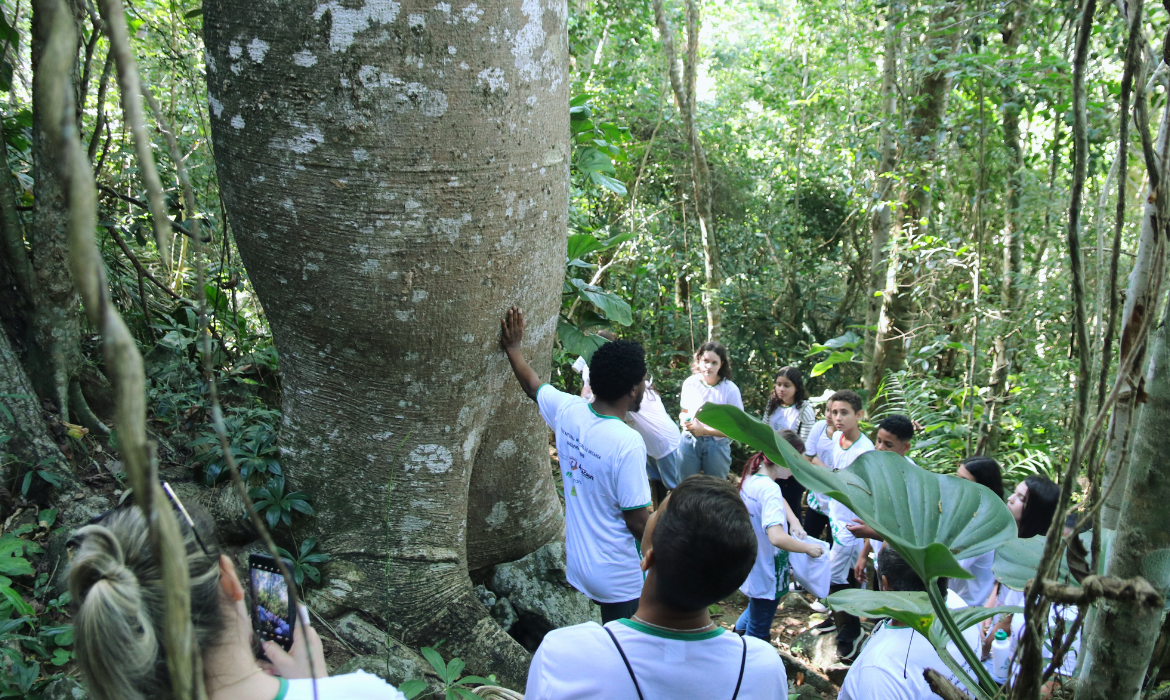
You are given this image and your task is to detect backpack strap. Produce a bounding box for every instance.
[605,626,645,700]
[730,634,747,700]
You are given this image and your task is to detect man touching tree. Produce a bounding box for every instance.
[502,307,652,623]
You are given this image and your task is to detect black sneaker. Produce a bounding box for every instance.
[813,617,836,634]
[836,630,868,663]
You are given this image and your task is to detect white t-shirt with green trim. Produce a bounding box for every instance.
[526,619,788,700]
[740,473,791,601]
[537,385,652,603]
[827,432,875,547]
[804,420,835,514]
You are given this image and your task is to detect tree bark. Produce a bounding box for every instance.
[1101,63,1170,531]
[203,0,567,688]
[868,1,960,391]
[978,0,1029,453]
[653,0,721,340]
[862,5,900,391]
[1076,289,1170,700]
[28,0,83,421]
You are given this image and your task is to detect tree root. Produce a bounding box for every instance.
[68,377,109,436]
[419,588,532,692]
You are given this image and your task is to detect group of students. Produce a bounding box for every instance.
[505,306,1076,699]
[57,306,1072,700]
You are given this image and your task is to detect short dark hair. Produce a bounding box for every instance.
[827,390,863,414]
[693,341,733,381]
[878,415,914,442]
[1018,475,1060,538]
[878,544,948,596]
[653,476,756,612]
[589,340,646,402]
[960,456,1004,501]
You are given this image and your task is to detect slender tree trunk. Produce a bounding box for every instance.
[1102,80,1170,530]
[862,5,900,391]
[978,0,1029,454]
[1077,289,1170,700]
[28,0,82,421]
[203,0,567,687]
[653,0,720,340]
[868,1,960,391]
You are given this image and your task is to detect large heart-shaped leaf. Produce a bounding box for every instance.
[696,404,1017,583]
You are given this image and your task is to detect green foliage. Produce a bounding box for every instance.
[248,476,314,529]
[190,406,282,486]
[399,645,496,700]
[276,537,330,587]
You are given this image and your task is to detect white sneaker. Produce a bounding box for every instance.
[810,600,829,613]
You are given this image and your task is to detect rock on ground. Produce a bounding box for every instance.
[329,611,443,693]
[487,541,600,651]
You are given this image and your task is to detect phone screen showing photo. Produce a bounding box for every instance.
[250,565,292,650]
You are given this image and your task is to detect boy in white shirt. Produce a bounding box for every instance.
[502,307,652,623]
[839,545,980,700]
[824,390,874,662]
[526,476,789,700]
[573,353,683,503]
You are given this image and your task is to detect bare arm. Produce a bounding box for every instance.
[501,306,542,400]
[623,507,651,543]
[766,524,823,557]
[784,500,805,539]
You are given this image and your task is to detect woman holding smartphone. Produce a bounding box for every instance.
[677,341,744,480]
[67,505,406,700]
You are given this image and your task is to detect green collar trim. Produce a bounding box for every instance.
[618,617,725,641]
[621,502,652,511]
[589,404,622,421]
[273,677,289,700]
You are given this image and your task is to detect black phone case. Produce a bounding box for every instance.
[248,553,296,652]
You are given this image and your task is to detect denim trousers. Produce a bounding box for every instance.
[678,434,732,481]
[734,597,781,641]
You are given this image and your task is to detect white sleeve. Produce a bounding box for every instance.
[616,436,652,510]
[536,384,575,431]
[728,382,745,410]
[761,484,787,530]
[805,422,824,456]
[679,376,699,413]
[525,642,552,700]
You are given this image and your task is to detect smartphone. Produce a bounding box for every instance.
[248,553,296,652]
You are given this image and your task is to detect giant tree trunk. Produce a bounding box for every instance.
[653,0,721,340]
[203,0,568,687]
[977,0,1028,453]
[1076,289,1170,700]
[868,1,960,391]
[861,5,900,392]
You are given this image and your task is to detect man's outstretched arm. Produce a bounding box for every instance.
[501,306,542,400]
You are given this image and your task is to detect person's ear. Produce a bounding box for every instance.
[640,545,654,573]
[219,554,245,602]
[880,574,889,593]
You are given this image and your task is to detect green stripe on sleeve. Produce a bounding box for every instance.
[621,502,652,511]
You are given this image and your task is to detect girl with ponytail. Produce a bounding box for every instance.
[734,442,825,641]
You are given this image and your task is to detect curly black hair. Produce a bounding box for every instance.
[589,339,647,402]
[877,414,914,442]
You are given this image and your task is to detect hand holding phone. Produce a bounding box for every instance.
[248,554,296,652]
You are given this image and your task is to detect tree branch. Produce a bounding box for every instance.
[1038,575,1165,608]
[923,669,976,700]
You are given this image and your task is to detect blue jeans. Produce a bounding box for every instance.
[646,448,685,489]
[734,597,781,641]
[679,434,732,481]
